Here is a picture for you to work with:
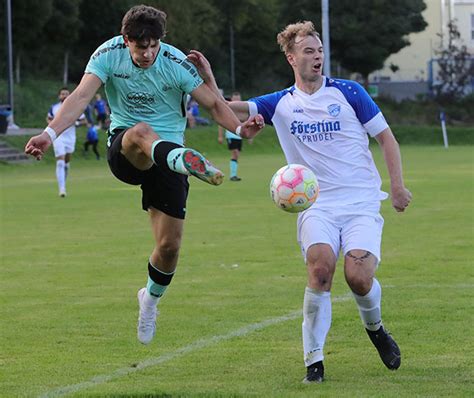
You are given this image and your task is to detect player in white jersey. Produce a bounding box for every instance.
[188,21,412,383]
[47,87,86,197]
[25,5,264,346]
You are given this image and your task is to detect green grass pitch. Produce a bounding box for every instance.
[1,130,473,397]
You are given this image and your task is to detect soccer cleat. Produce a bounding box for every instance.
[182,149,224,186]
[230,176,242,181]
[366,326,401,370]
[137,287,158,345]
[59,189,67,198]
[302,361,324,384]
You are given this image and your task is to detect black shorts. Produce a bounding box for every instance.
[107,129,189,219]
[227,138,242,151]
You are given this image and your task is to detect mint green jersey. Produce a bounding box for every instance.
[85,36,203,145]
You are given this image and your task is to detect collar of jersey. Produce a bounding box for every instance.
[130,46,161,70]
[294,76,326,98]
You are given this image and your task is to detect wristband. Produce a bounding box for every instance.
[44,126,57,142]
[235,125,242,137]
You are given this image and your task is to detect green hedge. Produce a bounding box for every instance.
[391,124,473,145]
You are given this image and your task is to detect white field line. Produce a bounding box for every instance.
[39,294,352,398]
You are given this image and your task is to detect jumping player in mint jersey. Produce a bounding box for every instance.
[25,5,264,346]
[188,21,412,383]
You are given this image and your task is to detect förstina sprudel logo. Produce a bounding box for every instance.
[290,120,341,143]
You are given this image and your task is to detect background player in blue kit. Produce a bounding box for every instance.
[25,5,264,346]
[83,122,100,160]
[188,21,412,383]
[93,93,109,130]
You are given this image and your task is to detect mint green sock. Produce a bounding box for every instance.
[167,148,189,175]
[150,140,189,175]
[230,159,238,177]
[146,276,169,299]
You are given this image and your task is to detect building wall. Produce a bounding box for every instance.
[370,0,474,83]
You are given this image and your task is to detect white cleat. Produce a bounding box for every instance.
[137,287,158,345]
[59,189,67,198]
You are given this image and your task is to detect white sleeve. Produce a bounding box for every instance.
[364,112,389,137]
[247,101,258,117]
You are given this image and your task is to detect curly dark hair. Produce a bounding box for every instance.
[121,5,167,43]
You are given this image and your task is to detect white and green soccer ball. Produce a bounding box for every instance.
[270,164,319,213]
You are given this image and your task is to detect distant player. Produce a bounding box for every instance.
[188,21,412,383]
[83,123,100,160]
[47,87,85,197]
[93,93,109,129]
[218,92,244,181]
[25,5,264,345]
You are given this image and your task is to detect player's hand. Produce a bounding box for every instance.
[240,114,265,139]
[24,132,52,160]
[187,50,213,82]
[391,186,412,212]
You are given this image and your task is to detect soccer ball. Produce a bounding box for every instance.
[270,164,319,213]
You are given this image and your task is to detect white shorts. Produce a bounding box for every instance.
[297,201,384,264]
[53,133,76,157]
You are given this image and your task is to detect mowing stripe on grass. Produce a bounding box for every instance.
[39,294,352,397]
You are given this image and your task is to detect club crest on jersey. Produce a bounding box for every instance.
[327,104,341,117]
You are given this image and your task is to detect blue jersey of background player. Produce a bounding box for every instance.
[93,93,108,129]
[83,123,100,160]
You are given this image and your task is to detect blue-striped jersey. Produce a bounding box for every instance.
[248,77,390,208]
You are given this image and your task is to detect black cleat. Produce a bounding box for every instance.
[366,326,401,370]
[302,361,324,384]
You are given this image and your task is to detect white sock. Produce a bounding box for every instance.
[353,278,382,331]
[167,148,189,175]
[56,159,66,192]
[302,287,332,366]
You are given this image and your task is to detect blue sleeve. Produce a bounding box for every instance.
[333,80,381,124]
[249,88,291,125]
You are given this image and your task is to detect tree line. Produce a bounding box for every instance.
[1,0,427,95]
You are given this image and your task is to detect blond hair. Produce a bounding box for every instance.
[277,21,320,54]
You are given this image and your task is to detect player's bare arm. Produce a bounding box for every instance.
[375,128,412,212]
[187,50,252,123]
[190,83,264,139]
[228,101,251,122]
[25,74,102,160]
[49,74,102,134]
